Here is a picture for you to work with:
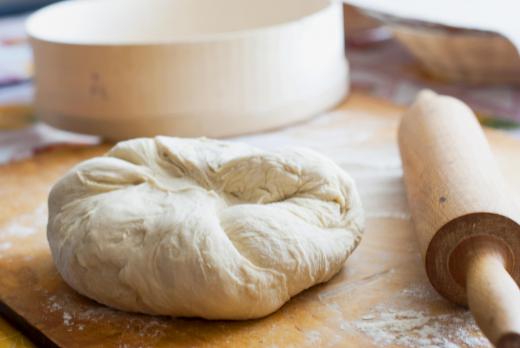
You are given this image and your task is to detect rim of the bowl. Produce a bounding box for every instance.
[26,0,337,46]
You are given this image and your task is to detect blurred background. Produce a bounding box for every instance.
[1,0,520,163]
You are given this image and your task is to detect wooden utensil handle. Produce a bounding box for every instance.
[399,90,520,347]
[398,90,520,304]
[464,242,520,347]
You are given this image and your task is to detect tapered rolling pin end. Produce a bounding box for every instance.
[399,90,520,347]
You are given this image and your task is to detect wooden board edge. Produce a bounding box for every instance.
[0,298,59,348]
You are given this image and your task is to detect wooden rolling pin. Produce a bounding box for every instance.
[399,90,520,347]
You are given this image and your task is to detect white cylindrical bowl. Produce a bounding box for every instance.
[27,0,348,140]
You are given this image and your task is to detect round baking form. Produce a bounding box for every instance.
[27,0,349,140]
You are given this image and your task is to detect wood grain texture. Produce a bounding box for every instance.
[399,91,520,346]
[2,93,520,347]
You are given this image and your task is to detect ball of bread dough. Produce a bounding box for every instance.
[47,137,364,319]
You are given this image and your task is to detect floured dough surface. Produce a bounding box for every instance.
[47,137,364,319]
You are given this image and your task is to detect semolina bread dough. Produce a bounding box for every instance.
[47,137,364,319]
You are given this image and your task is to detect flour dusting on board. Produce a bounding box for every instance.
[62,312,73,326]
[1,204,47,238]
[0,242,12,251]
[46,293,169,339]
[401,283,440,300]
[341,284,491,348]
[305,330,321,345]
[349,308,489,348]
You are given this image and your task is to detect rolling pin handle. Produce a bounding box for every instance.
[400,91,520,346]
[464,246,520,347]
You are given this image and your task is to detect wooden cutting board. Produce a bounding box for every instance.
[1,93,519,347]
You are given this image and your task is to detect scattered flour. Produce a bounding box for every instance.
[0,242,12,251]
[347,307,490,347]
[401,284,442,301]
[305,330,321,345]
[46,293,168,339]
[63,312,73,326]
[328,283,492,347]
[48,297,63,312]
[365,211,411,220]
[1,204,47,238]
